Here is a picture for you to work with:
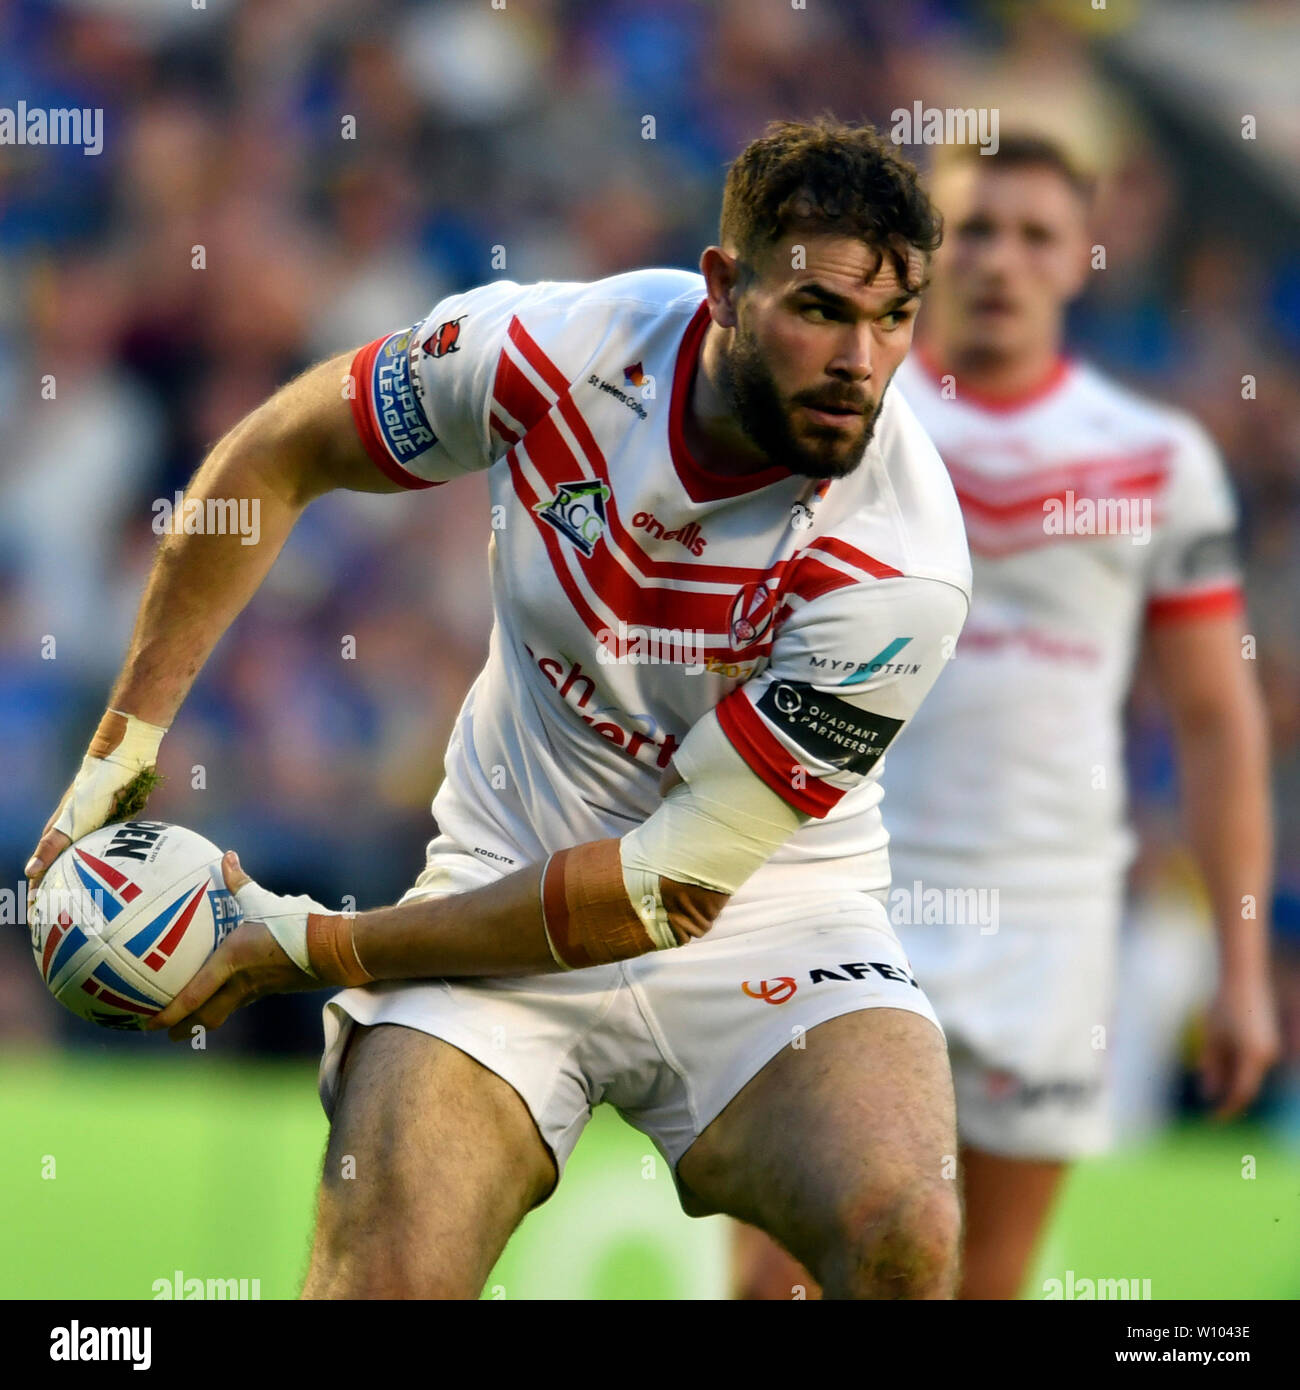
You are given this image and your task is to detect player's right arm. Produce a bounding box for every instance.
[23,350,397,886]
[26,280,532,888]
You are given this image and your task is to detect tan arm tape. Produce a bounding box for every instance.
[306,913,374,987]
[540,840,728,970]
[540,842,658,970]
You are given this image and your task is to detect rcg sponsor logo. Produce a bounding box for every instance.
[534,480,611,558]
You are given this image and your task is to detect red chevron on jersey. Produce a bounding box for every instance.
[943,444,1172,508]
[511,441,783,660]
[944,446,1173,557]
[501,315,776,586]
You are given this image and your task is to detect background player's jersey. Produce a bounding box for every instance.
[350,270,971,932]
[888,351,1244,892]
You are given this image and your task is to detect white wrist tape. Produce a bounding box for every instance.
[232,877,332,978]
[619,710,806,927]
[54,709,169,841]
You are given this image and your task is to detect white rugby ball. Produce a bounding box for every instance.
[31,820,241,1030]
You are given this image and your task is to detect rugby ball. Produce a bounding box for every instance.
[31,821,241,1030]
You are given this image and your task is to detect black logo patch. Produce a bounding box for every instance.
[1178,530,1240,583]
[756,681,903,774]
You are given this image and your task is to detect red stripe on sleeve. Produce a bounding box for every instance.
[508,316,571,396]
[715,692,845,818]
[805,536,903,580]
[347,338,442,491]
[782,555,861,605]
[490,411,521,446]
[1146,585,1244,625]
[493,342,553,434]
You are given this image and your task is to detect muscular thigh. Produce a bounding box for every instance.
[304,1023,557,1299]
[677,1008,957,1270]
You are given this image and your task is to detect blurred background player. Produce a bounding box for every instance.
[733,134,1280,1301]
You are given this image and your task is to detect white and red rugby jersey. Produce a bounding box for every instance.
[350,271,971,928]
[887,349,1245,892]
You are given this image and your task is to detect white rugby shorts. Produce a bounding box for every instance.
[318,835,943,1191]
[891,869,1122,1159]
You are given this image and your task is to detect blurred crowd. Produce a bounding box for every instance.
[1,0,1297,1133]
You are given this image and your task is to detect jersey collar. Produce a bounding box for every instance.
[914,340,1072,414]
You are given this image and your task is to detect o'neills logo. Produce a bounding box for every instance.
[631,511,707,556]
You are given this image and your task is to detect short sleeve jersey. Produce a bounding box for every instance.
[350,271,972,916]
[885,349,1244,890]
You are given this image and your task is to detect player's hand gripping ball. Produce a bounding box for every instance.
[32,822,328,1037]
[30,821,243,1030]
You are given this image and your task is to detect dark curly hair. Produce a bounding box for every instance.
[720,116,943,292]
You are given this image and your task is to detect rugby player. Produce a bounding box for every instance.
[733,135,1279,1300]
[27,118,975,1300]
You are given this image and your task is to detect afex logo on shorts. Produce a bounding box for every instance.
[983,1069,1099,1109]
[741,977,798,1005]
[741,961,922,1004]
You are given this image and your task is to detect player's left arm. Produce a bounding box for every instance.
[1147,611,1279,1117]
[146,571,967,1039]
[1143,421,1280,1117]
